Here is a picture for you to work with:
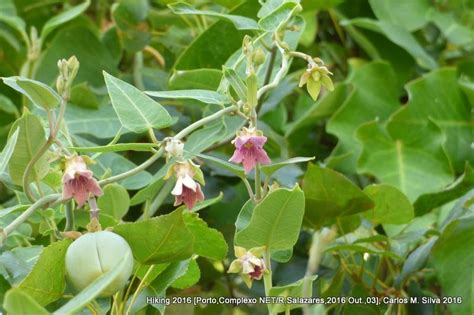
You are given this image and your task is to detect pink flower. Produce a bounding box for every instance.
[169,161,205,209]
[229,127,271,173]
[62,156,103,207]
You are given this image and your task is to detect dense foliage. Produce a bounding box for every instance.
[0,0,473,314]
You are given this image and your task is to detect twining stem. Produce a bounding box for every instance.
[63,201,75,231]
[0,194,61,242]
[255,164,262,200]
[126,265,155,315]
[262,249,275,315]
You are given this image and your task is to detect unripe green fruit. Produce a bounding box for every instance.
[65,231,134,297]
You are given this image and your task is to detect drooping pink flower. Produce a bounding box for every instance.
[229,127,271,173]
[62,156,103,207]
[169,161,205,209]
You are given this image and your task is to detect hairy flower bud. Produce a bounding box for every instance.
[165,139,184,160]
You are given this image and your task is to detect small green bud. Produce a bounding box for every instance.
[253,48,266,66]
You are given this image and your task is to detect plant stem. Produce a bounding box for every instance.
[126,265,154,315]
[257,44,288,99]
[1,194,61,242]
[263,249,274,315]
[64,201,75,231]
[255,164,262,200]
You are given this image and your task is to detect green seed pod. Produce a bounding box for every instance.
[65,231,134,297]
[253,48,266,66]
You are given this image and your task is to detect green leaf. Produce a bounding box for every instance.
[286,83,351,136]
[326,62,401,172]
[174,2,258,70]
[65,105,122,139]
[171,259,200,289]
[258,2,299,32]
[326,244,402,260]
[397,237,437,286]
[70,82,99,109]
[35,26,118,88]
[235,186,305,251]
[168,2,258,30]
[2,77,61,110]
[70,143,158,153]
[183,212,228,260]
[112,0,150,52]
[269,276,317,314]
[130,178,165,206]
[178,192,224,213]
[149,260,190,295]
[98,184,130,220]
[0,0,16,15]
[8,113,49,186]
[41,0,91,40]
[104,72,173,133]
[302,164,374,229]
[53,252,132,315]
[428,9,474,46]
[169,69,223,90]
[357,120,454,202]
[362,184,414,225]
[223,67,247,101]
[146,89,231,105]
[3,288,49,315]
[261,157,315,177]
[0,128,18,175]
[18,239,72,306]
[388,68,473,172]
[0,94,20,116]
[198,154,245,178]
[414,163,474,216]
[114,209,194,264]
[432,216,474,315]
[368,0,430,31]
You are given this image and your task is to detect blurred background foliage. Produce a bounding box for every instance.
[0,0,473,314]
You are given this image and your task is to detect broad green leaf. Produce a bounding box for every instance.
[183,212,228,260]
[174,1,258,70]
[114,209,194,264]
[362,184,414,225]
[184,118,229,156]
[368,0,430,31]
[432,216,474,315]
[54,252,131,315]
[8,113,49,186]
[130,178,165,206]
[146,89,232,105]
[346,19,437,69]
[0,246,42,285]
[18,239,71,306]
[261,157,315,177]
[286,83,351,136]
[428,9,474,46]
[149,260,190,295]
[70,82,99,109]
[168,2,258,30]
[0,94,19,116]
[198,154,245,178]
[388,68,473,172]
[169,69,222,90]
[65,104,122,139]
[0,15,26,41]
[2,77,61,110]
[235,186,305,251]
[326,62,401,173]
[171,259,200,289]
[414,163,474,216]
[0,0,16,15]
[41,0,91,40]
[223,67,247,101]
[112,0,151,52]
[35,26,118,88]
[397,237,437,286]
[178,192,224,213]
[70,143,158,153]
[98,184,130,220]
[104,72,173,133]
[0,128,18,175]
[302,164,374,229]
[258,2,299,31]
[357,120,453,202]
[234,199,254,238]
[269,276,317,314]
[3,288,48,315]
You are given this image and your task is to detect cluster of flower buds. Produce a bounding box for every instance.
[62,155,102,207]
[164,139,205,210]
[228,246,267,288]
[56,56,79,100]
[229,127,271,173]
[299,58,334,101]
